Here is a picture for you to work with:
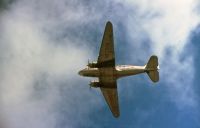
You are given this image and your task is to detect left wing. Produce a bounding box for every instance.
[97,21,115,67]
[100,81,120,118]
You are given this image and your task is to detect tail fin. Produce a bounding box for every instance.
[145,55,159,83]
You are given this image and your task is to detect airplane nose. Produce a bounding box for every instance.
[78,70,83,76]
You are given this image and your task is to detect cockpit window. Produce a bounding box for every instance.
[84,67,88,70]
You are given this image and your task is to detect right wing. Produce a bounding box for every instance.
[100,81,120,118]
[97,21,115,67]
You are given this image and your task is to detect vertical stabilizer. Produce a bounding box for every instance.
[145,55,159,83]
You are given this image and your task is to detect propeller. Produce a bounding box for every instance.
[87,59,90,67]
[89,81,92,90]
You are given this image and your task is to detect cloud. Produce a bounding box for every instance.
[0,1,95,127]
[0,0,200,127]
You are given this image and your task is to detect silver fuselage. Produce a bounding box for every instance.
[79,65,146,79]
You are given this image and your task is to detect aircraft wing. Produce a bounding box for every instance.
[100,81,120,118]
[97,21,115,67]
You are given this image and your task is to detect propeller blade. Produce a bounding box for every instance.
[87,59,90,67]
[89,82,92,90]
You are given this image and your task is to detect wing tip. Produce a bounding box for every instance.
[112,109,120,118]
[113,113,120,118]
[106,21,113,26]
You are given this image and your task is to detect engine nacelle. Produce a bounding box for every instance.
[89,80,100,88]
[87,61,98,68]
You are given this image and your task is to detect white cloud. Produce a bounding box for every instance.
[0,0,199,127]
[124,0,199,56]
[0,2,95,127]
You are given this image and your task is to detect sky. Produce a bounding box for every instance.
[0,0,200,128]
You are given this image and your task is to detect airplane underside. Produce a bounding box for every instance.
[78,21,159,118]
[79,65,146,78]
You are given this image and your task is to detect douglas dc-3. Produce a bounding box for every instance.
[78,21,159,118]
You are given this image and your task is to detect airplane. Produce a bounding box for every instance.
[78,21,159,118]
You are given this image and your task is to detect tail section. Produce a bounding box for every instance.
[145,55,159,83]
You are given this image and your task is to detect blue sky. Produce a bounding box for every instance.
[0,0,200,128]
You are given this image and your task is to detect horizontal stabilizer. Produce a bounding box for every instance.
[147,70,159,82]
[146,55,158,69]
[145,55,159,83]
